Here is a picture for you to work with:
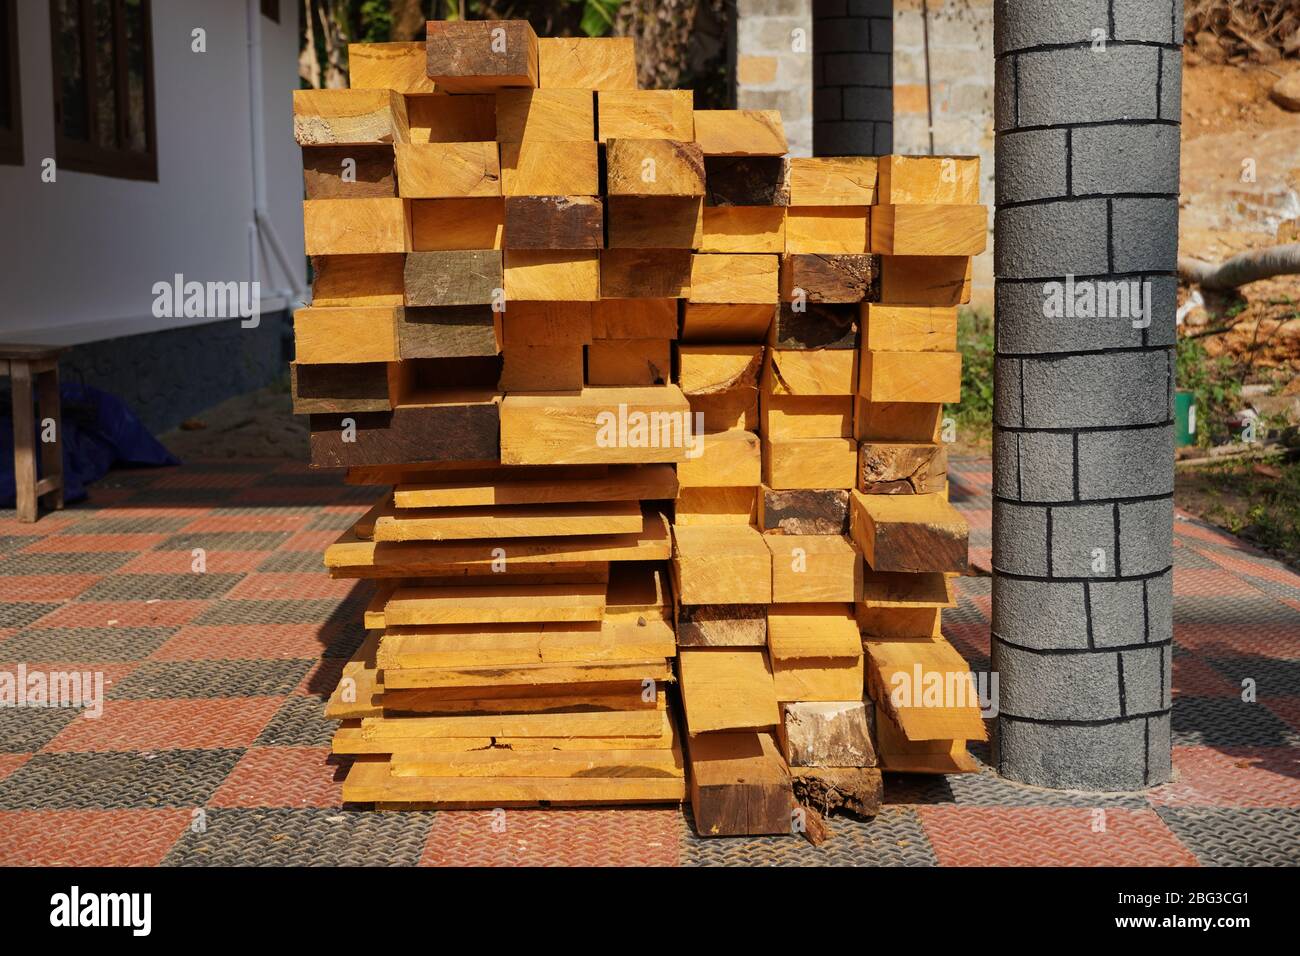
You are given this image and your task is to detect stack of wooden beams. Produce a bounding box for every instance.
[288,19,987,831]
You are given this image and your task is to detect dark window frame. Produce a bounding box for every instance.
[0,0,22,165]
[49,0,157,181]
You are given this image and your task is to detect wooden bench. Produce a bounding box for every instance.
[2,344,65,522]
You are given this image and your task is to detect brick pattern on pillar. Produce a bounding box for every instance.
[813,0,892,155]
[736,0,815,157]
[991,0,1183,791]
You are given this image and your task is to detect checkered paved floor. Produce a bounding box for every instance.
[1,458,1297,866]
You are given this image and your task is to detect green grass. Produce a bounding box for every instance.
[1181,453,1300,566]
[1175,336,1243,448]
[952,306,994,447]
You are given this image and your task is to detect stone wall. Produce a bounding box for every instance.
[736,0,815,157]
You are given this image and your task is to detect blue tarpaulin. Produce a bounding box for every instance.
[0,382,179,507]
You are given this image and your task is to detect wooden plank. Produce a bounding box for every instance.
[606,139,705,197]
[780,701,876,768]
[672,524,772,605]
[768,604,861,660]
[761,393,853,439]
[501,141,600,196]
[293,88,408,145]
[878,255,972,306]
[766,535,861,603]
[675,604,767,647]
[325,632,383,719]
[537,36,637,90]
[699,206,785,254]
[858,570,955,608]
[788,156,877,205]
[694,110,787,156]
[858,350,961,404]
[290,362,393,415]
[877,154,981,205]
[785,206,869,254]
[764,437,858,490]
[407,94,497,143]
[324,511,673,577]
[677,344,763,395]
[503,250,600,301]
[394,142,500,198]
[394,464,677,508]
[495,88,594,143]
[294,307,399,364]
[849,490,969,573]
[865,635,988,741]
[501,301,592,347]
[499,386,693,465]
[674,487,757,526]
[770,302,858,350]
[858,440,949,495]
[373,500,641,542]
[606,197,702,249]
[302,145,395,199]
[404,251,503,307]
[687,732,792,836]
[680,304,773,342]
[871,204,988,256]
[397,306,498,360]
[587,338,671,386]
[781,253,876,304]
[759,487,850,535]
[861,304,958,352]
[309,389,500,468]
[390,746,683,779]
[854,398,944,443]
[310,254,405,307]
[679,649,780,732]
[597,90,693,141]
[303,198,406,255]
[688,254,778,304]
[409,197,504,251]
[704,156,789,206]
[503,196,603,250]
[675,430,760,488]
[381,659,672,691]
[348,41,437,94]
[425,19,539,92]
[383,581,606,627]
[762,347,856,395]
[592,299,677,339]
[500,343,585,391]
[600,250,692,299]
[361,708,659,740]
[772,656,864,702]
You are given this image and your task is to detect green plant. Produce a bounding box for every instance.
[1175,336,1242,448]
[951,305,994,445]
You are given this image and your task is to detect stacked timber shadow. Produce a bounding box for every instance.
[290,20,988,833]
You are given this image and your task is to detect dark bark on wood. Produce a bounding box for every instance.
[398,306,499,359]
[759,488,850,534]
[783,254,878,304]
[302,146,396,198]
[600,249,692,298]
[675,603,768,646]
[858,442,949,495]
[404,251,503,307]
[425,20,537,90]
[797,802,832,845]
[291,362,392,414]
[704,156,789,206]
[791,767,884,820]
[309,400,499,467]
[772,303,858,350]
[504,196,604,250]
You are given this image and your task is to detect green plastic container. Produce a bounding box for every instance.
[1175,389,1197,447]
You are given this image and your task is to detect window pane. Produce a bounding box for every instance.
[93,0,116,148]
[58,0,87,140]
[124,0,146,151]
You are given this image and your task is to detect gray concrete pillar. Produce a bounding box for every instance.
[991,1,1183,790]
[813,0,892,155]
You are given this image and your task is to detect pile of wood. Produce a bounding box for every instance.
[290,19,986,833]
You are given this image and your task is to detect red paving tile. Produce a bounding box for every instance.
[117,550,268,575]
[962,508,993,530]
[44,698,282,752]
[0,574,102,601]
[209,747,343,808]
[918,806,1199,866]
[0,515,80,536]
[280,530,350,552]
[1198,548,1300,588]
[1263,696,1300,736]
[151,471,261,490]
[24,534,167,554]
[296,658,346,700]
[1172,567,1261,597]
[420,808,681,866]
[227,573,359,601]
[153,624,334,661]
[1174,518,1255,549]
[1172,654,1240,698]
[969,546,992,570]
[1147,747,1300,809]
[945,620,991,661]
[178,513,313,534]
[1176,622,1300,658]
[0,810,191,866]
[0,754,30,783]
[30,601,208,629]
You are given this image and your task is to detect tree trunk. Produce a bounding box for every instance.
[299,0,321,89]
[1178,244,1300,291]
[391,0,428,41]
